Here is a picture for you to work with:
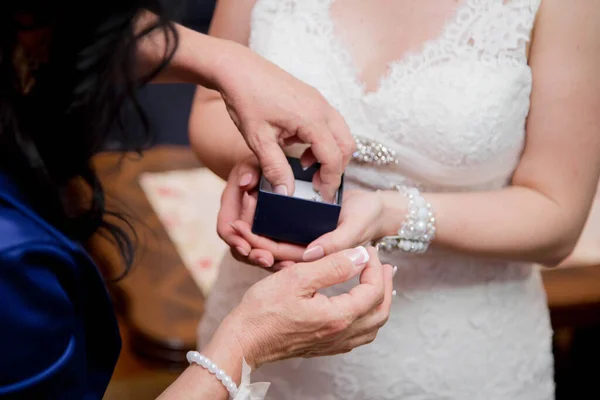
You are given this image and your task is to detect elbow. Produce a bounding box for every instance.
[537,242,576,268]
[536,230,580,268]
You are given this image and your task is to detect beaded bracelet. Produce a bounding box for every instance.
[187,351,238,399]
[373,185,436,254]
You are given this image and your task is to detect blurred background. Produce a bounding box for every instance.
[98,1,600,399]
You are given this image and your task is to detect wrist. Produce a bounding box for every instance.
[206,38,248,94]
[377,190,407,237]
[206,310,260,371]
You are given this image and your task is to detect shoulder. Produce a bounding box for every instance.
[529,0,600,75]
[534,0,600,32]
[0,206,67,251]
[0,181,82,395]
[0,171,81,255]
[0,242,79,395]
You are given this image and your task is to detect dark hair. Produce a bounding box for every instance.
[0,1,180,276]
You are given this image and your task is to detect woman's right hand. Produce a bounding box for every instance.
[213,41,355,203]
[214,246,394,369]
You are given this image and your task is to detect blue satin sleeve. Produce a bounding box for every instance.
[0,243,77,398]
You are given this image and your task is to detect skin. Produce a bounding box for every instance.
[141,11,354,202]
[139,12,391,399]
[157,248,393,399]
[13,8,384,398]
[193,0,600,268]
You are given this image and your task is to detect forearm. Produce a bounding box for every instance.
[135,13,253,179]
[158,316,247,399]
[135,12,241,90]
[189,91,252,180]
[379,186,586,265]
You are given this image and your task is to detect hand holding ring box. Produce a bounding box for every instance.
[251,157,344,245]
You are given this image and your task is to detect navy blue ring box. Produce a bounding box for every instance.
[251,157,344,245]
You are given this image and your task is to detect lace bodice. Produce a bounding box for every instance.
[199,1,555,399]
[251,0,540,191]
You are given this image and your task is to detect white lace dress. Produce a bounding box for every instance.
[199,0,555,398]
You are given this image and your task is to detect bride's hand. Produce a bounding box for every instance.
[210,246,394,369]
[229,189,387,266]
[217,155,305,268]
[302,190,387,262]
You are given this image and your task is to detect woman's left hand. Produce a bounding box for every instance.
[301,190,388,261]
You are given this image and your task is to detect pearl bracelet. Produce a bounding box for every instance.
[187,351,238,398]
[374,185,436,254]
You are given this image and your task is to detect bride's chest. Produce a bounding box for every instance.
[249,3,533,187]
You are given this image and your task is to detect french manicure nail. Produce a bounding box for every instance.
[393,266,398,277]
[344,246,370,266]
[303,245,325,262]
[392,290,397,297]
[274,185,288,196]
[257,258,271,267]
[239,173,253,187]
[300,159,313,170]
[236,246,249,256]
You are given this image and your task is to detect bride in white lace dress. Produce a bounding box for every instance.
[190,0,600,398]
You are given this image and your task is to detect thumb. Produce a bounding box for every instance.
[248,127,295,196]
[296,246,370,293]
[302,220,358,262]
[235,157,261,190]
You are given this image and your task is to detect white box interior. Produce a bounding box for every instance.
[260,178,338,203]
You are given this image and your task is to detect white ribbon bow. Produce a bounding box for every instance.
[233,359,271,400]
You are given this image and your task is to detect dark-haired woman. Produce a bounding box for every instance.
[0,3,390,399]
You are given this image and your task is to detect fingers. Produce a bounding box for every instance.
[302,110,353,203]
[303,218,364,262]
[326,112,356,169]
[218,157,261,258]
[300,147,318,170]
[304,261,392,358]
[295,246,371,293]
[248,125,296,196]
[381,264,394,314]
[248,248,275,268]
[329,248,385,318]
[240,191,257,224]
[302,264,392,357]
[272,260,296,272]
[218,185,251,256]
[236,158,261,191]
[297,124,343,203]
[231,220,306,262]
[339,263,394,335]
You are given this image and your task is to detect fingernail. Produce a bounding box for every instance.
[239,173,253,187]
[393,266,398,277]
[229,222,240,232]
[344,246,370,266]
[257,258,271,267]
[392,290,397,297]
[302,165,310,171]
[274,185,288,195]
[236,246,249,256]
[303,245,324,262]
